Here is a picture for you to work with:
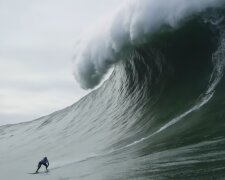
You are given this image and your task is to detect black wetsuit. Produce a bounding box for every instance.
[36,157,49,173]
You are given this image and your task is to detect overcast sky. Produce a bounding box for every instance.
[0,0,121,125]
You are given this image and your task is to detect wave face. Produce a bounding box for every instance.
[1,4,225,180]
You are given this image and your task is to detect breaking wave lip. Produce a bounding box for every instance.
[72,0,225,89]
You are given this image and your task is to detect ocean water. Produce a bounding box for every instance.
[1,1,225,180]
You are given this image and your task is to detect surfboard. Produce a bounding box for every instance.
[28,170,49,175]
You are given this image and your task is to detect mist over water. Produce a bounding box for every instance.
[1,1,225,180]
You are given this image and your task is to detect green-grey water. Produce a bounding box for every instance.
[1,5,225,180]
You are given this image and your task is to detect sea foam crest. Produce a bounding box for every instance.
[73,0,224,89]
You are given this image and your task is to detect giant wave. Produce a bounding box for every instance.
[1,1,225,180]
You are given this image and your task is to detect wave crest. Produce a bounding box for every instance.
[73,0,224,89]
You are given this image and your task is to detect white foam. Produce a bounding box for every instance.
[73,0,224,89]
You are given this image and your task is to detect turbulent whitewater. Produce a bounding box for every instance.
[1,0,225,179]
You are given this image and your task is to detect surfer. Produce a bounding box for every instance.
[36,157,49,173]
